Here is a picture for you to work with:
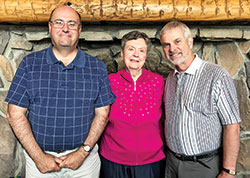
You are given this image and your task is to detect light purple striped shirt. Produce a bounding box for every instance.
[164,55,241,155]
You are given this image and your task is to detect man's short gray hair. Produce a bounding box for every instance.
[160,20,191,40]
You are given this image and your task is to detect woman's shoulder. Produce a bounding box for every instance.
[144,68,164,81]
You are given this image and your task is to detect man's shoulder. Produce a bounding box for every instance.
[79,50,106,68]
[79,50,102,62]
[202,61,229,76]
[19,48,49,67]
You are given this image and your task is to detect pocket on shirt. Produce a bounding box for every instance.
[184,101,216,117]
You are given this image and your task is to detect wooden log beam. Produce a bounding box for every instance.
[0,0,249,22]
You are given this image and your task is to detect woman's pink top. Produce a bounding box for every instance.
[100,68,165,165]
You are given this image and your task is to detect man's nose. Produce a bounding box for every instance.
[169,44,176,52]
[62,23,70,31]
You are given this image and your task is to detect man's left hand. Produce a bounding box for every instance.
[217,171,235,178]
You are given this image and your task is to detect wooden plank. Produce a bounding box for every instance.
[0,0,249,22]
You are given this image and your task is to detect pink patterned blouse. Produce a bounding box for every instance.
[100,68,165,165]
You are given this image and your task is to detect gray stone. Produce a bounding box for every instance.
[202,42,215,63]
[25,31,50,41]
[242,174,250,178]
[10,38,33,51]
[0,90,8,116]
[245,62,250,91]
[144,48,161,73]
[117,29,157,39]
[200,28,243,39]
[239,40,250,54]
[153,46,173,78]
[1,23,250,176]
[234,78,250,131]
[235,78,250,173]
[190,28,198,38]
[92,50,117,74]
[14,52,28,69]
[215,42,244,77]
[110,45,121,57]
[0,115,25,177]
[80,31,113,41]
[0,77,3,88]
[0,116,16,177]
[238,139,250,171]
[0,55,14,82]
[243,30,250,39]
[33,42,51,52]
[0,31,10,55]
[192,42,203,57]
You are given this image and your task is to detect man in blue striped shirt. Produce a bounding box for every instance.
[5,4,115,178]
[160,21,241,178]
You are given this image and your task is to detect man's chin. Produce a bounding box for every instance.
[168,58,185,65]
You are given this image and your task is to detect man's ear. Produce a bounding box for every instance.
[48,22,52,33]
[188,36,193,49]
[79,25,82,33]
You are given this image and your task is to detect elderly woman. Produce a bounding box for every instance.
[100,31,165,178]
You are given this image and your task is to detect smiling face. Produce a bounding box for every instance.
[122,38,147,73]
[49,6,82,50]
[160,26,193,67]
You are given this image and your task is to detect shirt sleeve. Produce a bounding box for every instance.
[5,58,30,108]
[215,70,241,125]
[94,61,116,108]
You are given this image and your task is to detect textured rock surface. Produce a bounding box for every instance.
[0,23,250,177]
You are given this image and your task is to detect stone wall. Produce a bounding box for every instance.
[0,22,250,178]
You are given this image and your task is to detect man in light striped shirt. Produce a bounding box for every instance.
[160,20,241,178]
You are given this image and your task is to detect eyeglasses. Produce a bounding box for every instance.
[50,19,80,30]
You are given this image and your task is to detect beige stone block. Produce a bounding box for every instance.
[238,138,250,171]
[0,31,10,54]
[144,48,161,72]
[0,116,15,177]
[190,28,198,38]
[80,31,113,41]
[117,29,157,39]
[0,55,14,82]
[25,31,49,41]
[243,30,250,39]
[0,116,25,177]
[239,40,250,54]
[234,78,250,131]
[215,42,244,77]
[192,42,203,56]
[202,42,215,63]
[0,91,8,116]
[10,38,33,51]
[200,28,242,39]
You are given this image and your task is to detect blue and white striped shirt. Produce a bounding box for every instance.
[164,56,241,155]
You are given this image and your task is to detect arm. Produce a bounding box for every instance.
[217,123,240,178]
[59,105,110,169]
[6,104,61,173]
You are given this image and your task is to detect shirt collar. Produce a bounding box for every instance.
[46,45,86,68]
[120,68,148,82]
[174,55,203,76]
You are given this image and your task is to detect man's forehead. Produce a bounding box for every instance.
[52,6,79,20]
[162,29,184,40]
